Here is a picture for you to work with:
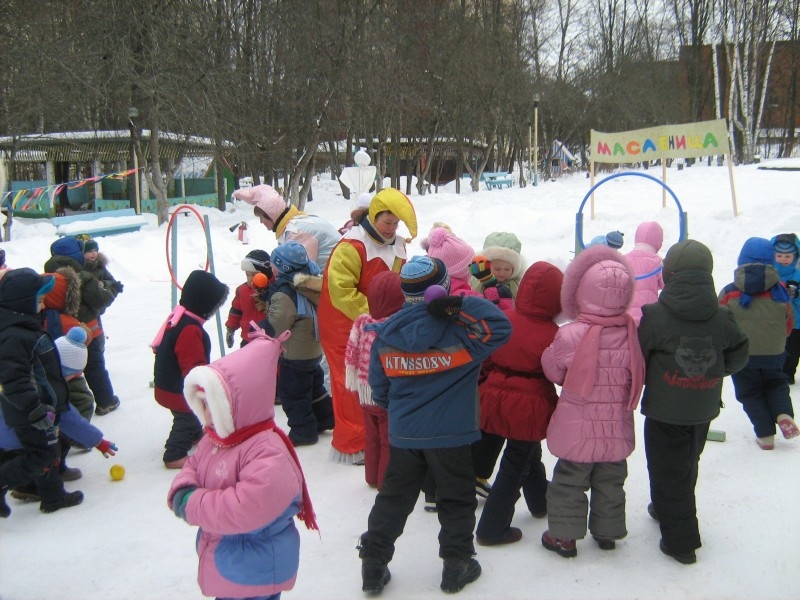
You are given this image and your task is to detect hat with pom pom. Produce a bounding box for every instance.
[55,326,89,376]
[422,227,474,280]
[400,256,450,303]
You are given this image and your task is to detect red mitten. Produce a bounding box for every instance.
[96,439,118,458]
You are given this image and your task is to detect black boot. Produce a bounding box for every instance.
[441,557,481,593]
[0,487,10,518]
[357,534,391,595]
[361,557,391,595]
[40,490,84,513]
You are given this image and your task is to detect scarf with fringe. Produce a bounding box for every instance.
[345,313,382,406]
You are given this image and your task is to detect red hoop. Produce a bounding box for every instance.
[165,204,211,290]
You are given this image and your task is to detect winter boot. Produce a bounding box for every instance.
[593,536,616,550]
[777,414,799,439]
[659,539,696,565]
[10,482,40,502]
[59,466,83,481]
[0,487,10,518]
[357,534,391,595]
[647,502,660,521]
[40,490,84,513]
[440,557,481,593]
[756,436,775,450]
[361,557,391,595]
[541,530,577,558]
[476,527,522,546]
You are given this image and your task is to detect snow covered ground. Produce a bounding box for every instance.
[1,159,799,599]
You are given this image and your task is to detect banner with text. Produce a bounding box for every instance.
[590,119,729,164]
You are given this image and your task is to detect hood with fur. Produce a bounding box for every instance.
[561,245,635,319]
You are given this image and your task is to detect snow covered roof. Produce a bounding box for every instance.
[0,131,232,163]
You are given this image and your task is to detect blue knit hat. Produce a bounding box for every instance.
[50,237,85,265]
[271,241,321,276]
[772,233,798,255]
[400,256,450,303]
[605,230,624,249]
[738,237,774,266]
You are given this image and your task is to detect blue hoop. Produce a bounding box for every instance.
[576,172,688,251]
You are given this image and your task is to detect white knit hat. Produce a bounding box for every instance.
[55,327,88,376]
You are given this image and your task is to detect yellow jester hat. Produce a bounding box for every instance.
[367,188,418,240]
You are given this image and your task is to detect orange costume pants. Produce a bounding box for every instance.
[322,327,365,456]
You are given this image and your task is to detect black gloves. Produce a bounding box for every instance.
[426,295,463,319]
[225,328,235,349]
[112,281,124,294]
[29,405,56,431]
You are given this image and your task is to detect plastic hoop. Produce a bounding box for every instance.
[165,204,211,290]
[577,172,687,252]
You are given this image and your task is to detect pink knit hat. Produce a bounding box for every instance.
[232,185,287,222]
[422,226,474,280]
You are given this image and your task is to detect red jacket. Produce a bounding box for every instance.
[479,262,563,441]
[225,283,266,343]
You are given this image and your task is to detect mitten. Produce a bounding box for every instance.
[788,280,799,299]
[469,255,495,285]
[484,286,500,304]
[29,405,56,431]
[96,439,118,458]
[172,486,197,520]
[427,295,463,319]
[225,328,235,349]
[496,283,512,299]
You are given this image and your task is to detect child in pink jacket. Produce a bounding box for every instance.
[540,245,644,558]
[625,221,665,325]
[167,326,318,600]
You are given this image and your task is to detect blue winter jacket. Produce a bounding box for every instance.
[368,297,511,449]
[770,234,800,331]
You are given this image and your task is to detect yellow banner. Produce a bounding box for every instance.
[590,119,730,164]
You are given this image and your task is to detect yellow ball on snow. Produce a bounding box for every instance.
[110,464,125,481]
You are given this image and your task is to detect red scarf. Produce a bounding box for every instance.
[204,419,319,532]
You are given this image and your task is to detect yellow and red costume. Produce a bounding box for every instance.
[318,189,417,462]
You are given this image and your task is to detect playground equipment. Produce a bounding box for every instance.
[164,204,226,356]
[574,171,688,259]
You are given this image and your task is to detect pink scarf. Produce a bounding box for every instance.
[150,306,206,351]
[562,313,645,410]
[345,314,381,406]
[204,419,319,532]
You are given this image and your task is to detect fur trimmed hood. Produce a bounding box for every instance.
[292,272,323,305]
[482,245,524,277]
[183,329,289,437]
[43,266,81,316]
[561,245,635,320]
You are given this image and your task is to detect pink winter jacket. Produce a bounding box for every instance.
[167,331,307,599]
[624,221,665,325]
[542,246,644,463]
